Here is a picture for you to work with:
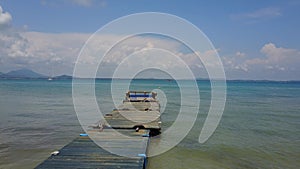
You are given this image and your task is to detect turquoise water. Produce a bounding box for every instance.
[0,79,299,168]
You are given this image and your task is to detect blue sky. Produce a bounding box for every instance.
[0,0,299,80]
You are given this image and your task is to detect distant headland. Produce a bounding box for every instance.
[0,68,72,80]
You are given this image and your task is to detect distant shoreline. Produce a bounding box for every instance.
[1,69,299,82]
[0,77,299,83]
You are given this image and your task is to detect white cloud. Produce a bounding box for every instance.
[0,5,12,28]
[245,43,300,68]
[1,27,299,80]
[0,31,89,75]
[69,0,93,7]
[223,43,300,80]
[231,7,281,23]
[246,7,281,19]
[0,31,196,77]
[235,51,245,58]
[41,0,106,8]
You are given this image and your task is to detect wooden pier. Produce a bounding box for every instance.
[36,91,161,169]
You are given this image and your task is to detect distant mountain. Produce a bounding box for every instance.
[1,68,47,79]
[53,75,73,79]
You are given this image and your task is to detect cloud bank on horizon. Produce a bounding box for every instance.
[0,1,299,80]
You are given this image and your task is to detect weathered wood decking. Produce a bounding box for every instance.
[36,91,160,169]
[35,129,149,169]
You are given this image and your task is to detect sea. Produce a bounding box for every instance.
[0,79,299,169]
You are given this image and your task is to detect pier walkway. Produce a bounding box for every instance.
[36,91,160,169]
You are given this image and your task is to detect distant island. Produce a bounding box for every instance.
[0,68,73,80]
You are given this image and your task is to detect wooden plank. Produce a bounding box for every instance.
[36,91,160,169]
[35,129,149,169]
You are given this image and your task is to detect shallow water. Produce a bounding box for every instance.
[0,79,299,168]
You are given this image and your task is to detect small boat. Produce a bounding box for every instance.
[48,77,53,81]
[104,91,161,136]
